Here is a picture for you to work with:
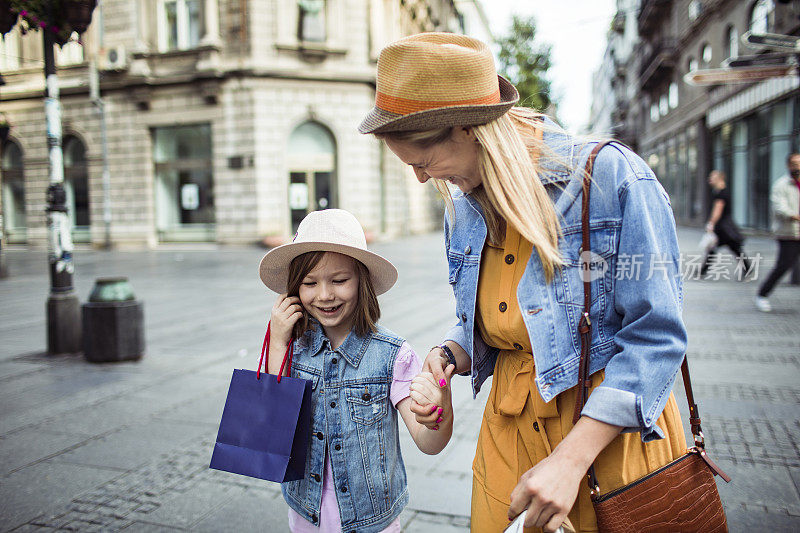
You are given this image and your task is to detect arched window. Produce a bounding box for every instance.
[1,140,26,242]
[298,0,326,42]
[701,43,712,63]
[63,136,90,240]
[668,82,679,109]
[687,56,698,73]
[749,0,775,35]
[725,25,738,60]
[287,121,336,231]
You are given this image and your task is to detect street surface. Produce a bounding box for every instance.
[0,226,798,532]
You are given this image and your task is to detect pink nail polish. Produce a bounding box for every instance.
[437,417,443,423]
[439,378,446,387]
[430,405,438,413]
[437,407,443,415]
[432,426,439,431]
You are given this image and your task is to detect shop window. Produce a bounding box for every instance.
[749,0,774,35]
[1,140,26,243]
[158,0,205,51]
[287,121,336,232]
[63,135,90,241]
[298,0,326,42]
[153,124,215,241]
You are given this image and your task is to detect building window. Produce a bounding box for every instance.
[287,121,336,232]
[688,57,698,72]
[688,0,702,21]
[701,43,712,63]
[669,83,679,109]
[725,25,738,60]
[298,0,326,42]
[0,32,20,71]
[55,33,84,66]
[63,135,90,241]
[159,0,205,51]
[659,94,669,116]
[1,140,26,242]
[153,124,215,241]
[650,103,660,123]
[749,0,774,35]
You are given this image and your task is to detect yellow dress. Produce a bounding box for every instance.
[470,225,687,533]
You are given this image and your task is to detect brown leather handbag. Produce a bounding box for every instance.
[574,142,732,533]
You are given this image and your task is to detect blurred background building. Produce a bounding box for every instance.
[0,0,489,248]
[591,0,800,230]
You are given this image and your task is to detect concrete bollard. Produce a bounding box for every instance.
[82,277,145,362]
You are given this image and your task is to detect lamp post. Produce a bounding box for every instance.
[4,0,98,353]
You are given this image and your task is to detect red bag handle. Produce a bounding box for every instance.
[256,320,294,382]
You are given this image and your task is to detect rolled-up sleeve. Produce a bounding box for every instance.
[581,171,688,442]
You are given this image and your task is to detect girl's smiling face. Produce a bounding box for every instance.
[383,127,483,193]
[298,252,359,344]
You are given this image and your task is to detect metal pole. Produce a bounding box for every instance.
[44,21,81,355]
[0,140,7,278]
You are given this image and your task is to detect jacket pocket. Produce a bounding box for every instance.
[447,251,465,285]
[346,384,388,425]
[291,364,320,390]
[554,226,616,309]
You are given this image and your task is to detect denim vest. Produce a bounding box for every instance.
[444,123,687,442]
[281,322,409,532]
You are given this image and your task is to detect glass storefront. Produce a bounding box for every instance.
[153,124,214,241]
[1,140,26,243]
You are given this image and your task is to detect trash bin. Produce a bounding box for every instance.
[82,277,144,362]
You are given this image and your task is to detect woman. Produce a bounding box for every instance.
[701,170,751,278]
[359,33,687,533]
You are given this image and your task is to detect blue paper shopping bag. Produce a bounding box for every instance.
[210,323,312,482]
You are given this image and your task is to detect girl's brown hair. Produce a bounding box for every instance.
[286,251,380,339]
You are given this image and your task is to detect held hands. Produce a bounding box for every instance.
[271,293,304,344]
[409,370,454,430]
[410,347,456,429]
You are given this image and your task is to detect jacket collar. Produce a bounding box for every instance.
[537,116,575,186]
[301,320,371,367]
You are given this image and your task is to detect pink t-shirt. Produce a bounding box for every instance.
[287,341,422,533]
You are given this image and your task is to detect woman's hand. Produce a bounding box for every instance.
[410,348,454,428]
[270,293,304,344]
[409,370,454,430]
[507,451,584,532]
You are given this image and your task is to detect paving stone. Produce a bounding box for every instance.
[715,461,800,514]
[0,428,93,475]
[191,487,290,532]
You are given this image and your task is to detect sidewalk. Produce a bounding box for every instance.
[0,226,798,532]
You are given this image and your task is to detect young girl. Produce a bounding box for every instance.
[258,208,454,533]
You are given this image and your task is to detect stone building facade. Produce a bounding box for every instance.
[0,0,468,248]
[607,0,800,229]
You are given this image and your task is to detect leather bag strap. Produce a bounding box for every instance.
[573,141,708,493]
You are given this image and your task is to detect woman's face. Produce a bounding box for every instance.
[383,127,483,194]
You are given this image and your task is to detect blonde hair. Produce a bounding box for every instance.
[377,107,566,282]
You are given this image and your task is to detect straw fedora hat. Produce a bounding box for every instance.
[359,32,519,134]
[259,209,398,295]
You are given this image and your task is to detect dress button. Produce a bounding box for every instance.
[362,392,371,401]
[316,431,324,440]
[533,421,540,432]
[311,514,318,523]
[331,357,338,364]
[340,486,347,493]
[513,343,524,350]
[334,444,341,451]
[505,254,515,264]
[499,302,507,312]
[465,246,471,255]
[330,401,336,408]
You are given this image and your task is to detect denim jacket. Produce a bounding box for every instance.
[444,125,687,442]
[281,322,409,532]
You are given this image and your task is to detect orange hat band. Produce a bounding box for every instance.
[376,89,501,116]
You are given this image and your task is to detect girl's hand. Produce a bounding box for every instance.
[409,368,454,430]
[271,293,304,343]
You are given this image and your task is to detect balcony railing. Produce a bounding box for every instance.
[638,0,671,36]
[640,38,679,91]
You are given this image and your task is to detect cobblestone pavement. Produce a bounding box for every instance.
[0,226,798,532]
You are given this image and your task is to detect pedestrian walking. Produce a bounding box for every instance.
[360,33,689,532]
[700,170,752,279]
[258,208,454,533]
[755,153,800,312]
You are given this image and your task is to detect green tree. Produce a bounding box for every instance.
[496,15,553,112]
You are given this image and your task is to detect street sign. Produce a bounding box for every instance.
[742,31,800,51]
[684,64,797,86]
[722,52,793,68]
